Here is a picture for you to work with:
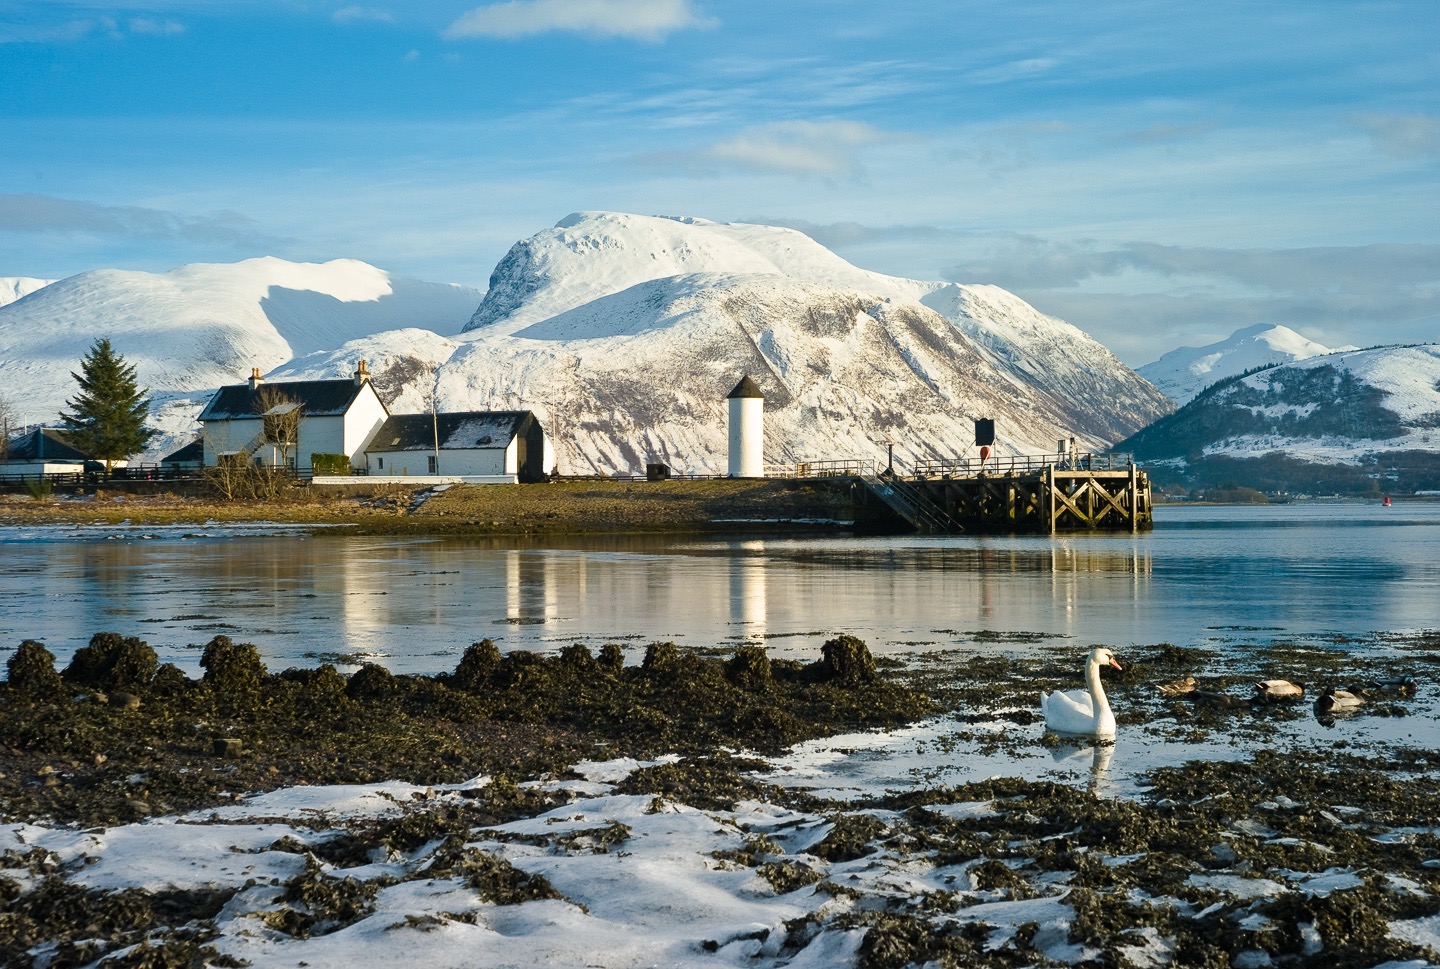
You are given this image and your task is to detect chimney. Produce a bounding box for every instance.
[354,359,370,386]
[248,368,264,392]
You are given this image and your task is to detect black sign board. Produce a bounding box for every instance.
[974,418,995,447]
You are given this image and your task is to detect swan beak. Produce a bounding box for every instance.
[1108,658,1123,670]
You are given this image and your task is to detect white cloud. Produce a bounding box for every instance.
[445,0,714,41]
[128,18,185,36]
[656,120,897,177]
[1354,113,1440,160]
[332,6,394,24]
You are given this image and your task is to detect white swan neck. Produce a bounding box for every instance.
[1086,656,1115,733]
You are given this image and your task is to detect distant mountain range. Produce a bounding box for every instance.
[1,213,1434,489]
[1137,323,1357,404]
[1121,344,1440,493]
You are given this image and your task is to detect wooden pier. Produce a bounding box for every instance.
[792,453,1152,534]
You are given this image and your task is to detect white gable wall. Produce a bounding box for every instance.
[340,386,389,465]
[201,382,389,471]
[366,447,509,477]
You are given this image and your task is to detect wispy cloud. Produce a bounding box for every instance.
[645,121,899,178]
[332,6,394,24]
[1122,120,1220,144]
[937,235,1440,363]
[945,237,1440,296]
[1354,113,1440,160]
[0,193,284,248]
[445,0,714,41]
[0,14,184,43]
[128,17,185,35]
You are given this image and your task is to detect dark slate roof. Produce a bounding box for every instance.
[199,378,377,421]
[4,428,91,462]
[727,376,764,399]
[161,439,205,464]
[366,411,537,453]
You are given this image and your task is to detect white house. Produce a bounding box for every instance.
[2,427,119,477]
[197,361,389,472]
[363,411,550,482]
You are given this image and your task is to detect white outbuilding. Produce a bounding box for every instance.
[363,410,550,482]
[726,375,764,478]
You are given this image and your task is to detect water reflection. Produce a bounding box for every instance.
[2,502,1436,674]
[728,541,768,640]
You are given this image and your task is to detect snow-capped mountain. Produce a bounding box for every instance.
[0,276,54,309]
[1138,323,1353,404]
[447,212,1172,473]
[1,213,1175,474]
[1121,345,1440,488]
[0,257,483,433]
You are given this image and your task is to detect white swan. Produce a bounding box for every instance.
[1041,647,1122,738]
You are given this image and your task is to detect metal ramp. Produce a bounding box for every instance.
[858,473,962,534]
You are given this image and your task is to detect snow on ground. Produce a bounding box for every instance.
[9,683,1440,968]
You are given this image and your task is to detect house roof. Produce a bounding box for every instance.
[161,439,205,464]
[4,427,91,462]
[199,377,382,421]
[365,411,538,453]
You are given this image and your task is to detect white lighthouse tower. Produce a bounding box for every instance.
[727,376,765,478]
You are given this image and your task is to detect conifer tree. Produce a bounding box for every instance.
[61,338,154,473]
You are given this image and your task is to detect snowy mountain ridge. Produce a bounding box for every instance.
[442,212,1171,472]
[1138,323,1355,404]
[1121,344,1440,490]
[2,213,1177,472]
[0,257,483,437]
[0,276,55,309]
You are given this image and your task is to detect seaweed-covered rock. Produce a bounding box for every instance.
[149,663,193,699]
[452,639,502,691]
[559,643,596,672]
[346,663,397,701]
[642,641,681,675]
[725,645,772,692]
[199,636,267,707]
[810,813,887,862]
[6,640,64,700]
[598,643,626,674]
[62,632,158,692]
[808,635,877,685]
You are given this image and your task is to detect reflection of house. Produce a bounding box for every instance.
[197,362,389,472]
[364,411,550,482]
[2,427,114,476]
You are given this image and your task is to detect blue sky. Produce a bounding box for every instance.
[2,0,1437,364]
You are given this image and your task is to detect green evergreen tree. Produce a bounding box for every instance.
[61,338,154,473]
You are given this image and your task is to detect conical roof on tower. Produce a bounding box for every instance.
[727,376,764,399]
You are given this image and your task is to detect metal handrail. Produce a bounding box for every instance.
[912,452,1135,477]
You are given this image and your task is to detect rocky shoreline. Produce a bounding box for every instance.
[3,628,1440,967]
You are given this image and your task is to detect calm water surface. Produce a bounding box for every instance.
[1,502,1436,674]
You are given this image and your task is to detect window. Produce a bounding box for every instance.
[377,457,384,470]
[428,455,438,474]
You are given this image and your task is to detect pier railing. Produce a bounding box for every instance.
[785,459,879,478]
[911,452,1135,477]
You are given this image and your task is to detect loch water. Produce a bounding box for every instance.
[2,501,1436,675]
